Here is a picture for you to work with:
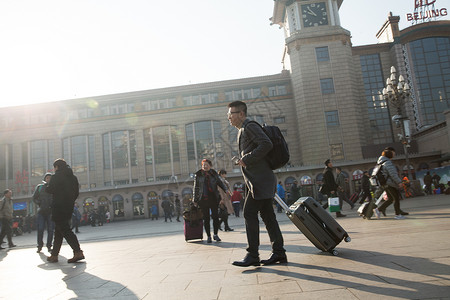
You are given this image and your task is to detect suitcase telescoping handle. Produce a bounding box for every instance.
[274,194,291,213]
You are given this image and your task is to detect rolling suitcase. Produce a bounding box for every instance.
[274,194,351,256]
[184,220,203,242]
[349,192,359,204]
[357,200,376,219]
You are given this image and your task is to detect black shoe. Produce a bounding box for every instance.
[218,227,223,231]
[336,212,346,218]
[207,236,212,243]
[9,244,17,248]
[260,253,288,265]
[379,209,386,217]
[47,247,52,252]
[225,227,234,232]
[37,247,42,253]
[400,211,409,215]
[232,254,260,267]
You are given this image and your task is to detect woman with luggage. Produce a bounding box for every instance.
[374,147,409,219]
[193,159,231,243]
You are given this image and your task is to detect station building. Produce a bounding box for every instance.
[1,0,449,221]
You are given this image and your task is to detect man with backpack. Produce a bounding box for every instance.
[32,173,55,253]
[227,100,286,267]
[373,147,409,219]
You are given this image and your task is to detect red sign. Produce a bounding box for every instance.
[407,0,448,22]
[415,0,436,8]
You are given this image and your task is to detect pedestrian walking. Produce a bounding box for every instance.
[192,159,231,243]
[218,169,234,231]
[46,158,85,263]
[423,171,432,195]
[175,195,182,222]
[32,173,55,253]
[321,159,346,218]
[71,203,81,233]
[336,167,355,210]
[276,181,286,213]
[161,199,173,222]
[288,180,301,206]
[227,101,286,267]
[231,187,242,217]
[0,189,16,250]
[359,171,372,204]
[374,147,409,219]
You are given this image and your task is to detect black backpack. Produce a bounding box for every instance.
[248,121,290,170]
[370,162,388,187]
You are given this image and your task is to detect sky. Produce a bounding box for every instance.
[0,0,448,108]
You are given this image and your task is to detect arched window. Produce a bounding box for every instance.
[284,176,296,190]
[181,187,193,208]
[161,190,174,201]
[300,175,312,185]
[112,194,124,217]
[132,193,144,216]
[147,191,159,218]
[315,173,324,184]
[83,197,95,213]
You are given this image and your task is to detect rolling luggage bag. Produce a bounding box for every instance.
[184,220,203,242]
[357,200,376,219]
[349,192,359,204]
[274,194,351,255]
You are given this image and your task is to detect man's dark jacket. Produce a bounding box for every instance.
[46,166,79,222]
[238,119,276,200]
[193,168,227,203]
[361,174,370,192]
[320,166,337,196]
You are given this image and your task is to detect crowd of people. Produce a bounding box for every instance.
[0,100,448,269]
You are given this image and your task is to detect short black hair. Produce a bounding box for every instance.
[324,159,331,166]
[53,158,67,169]
[3,189,11,196]
[228,101,247,116]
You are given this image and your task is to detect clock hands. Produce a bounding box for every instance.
[306,6,317,17]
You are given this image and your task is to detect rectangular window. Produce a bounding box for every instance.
[320,78,335,94]
[316,46,330,62]
[274,117,286,124]
[325,110,339,126]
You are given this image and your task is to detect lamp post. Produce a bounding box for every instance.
[382,66,413,180]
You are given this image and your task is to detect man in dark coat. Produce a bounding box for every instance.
[228,101,286,267]
[288,180,301,206]
[46,158,85,263]
[359,171,372,204]
[32,172,54,253]
[321,159,346,217]
[423,171,432,195]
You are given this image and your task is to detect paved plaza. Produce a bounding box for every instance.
[1,194,450,300]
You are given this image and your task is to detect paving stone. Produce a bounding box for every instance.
[1,195,449,299]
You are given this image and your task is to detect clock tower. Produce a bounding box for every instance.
[271,0,367,165]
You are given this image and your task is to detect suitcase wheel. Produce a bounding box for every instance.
[344,236,351,243]
[331,249,339,256]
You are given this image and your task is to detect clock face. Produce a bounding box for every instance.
[301,2,328,27]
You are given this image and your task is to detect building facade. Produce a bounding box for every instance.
[1,0,449,220]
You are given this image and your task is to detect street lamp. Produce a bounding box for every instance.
[382,66,413,180]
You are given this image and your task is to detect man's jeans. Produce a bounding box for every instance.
[37,213,54,248]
